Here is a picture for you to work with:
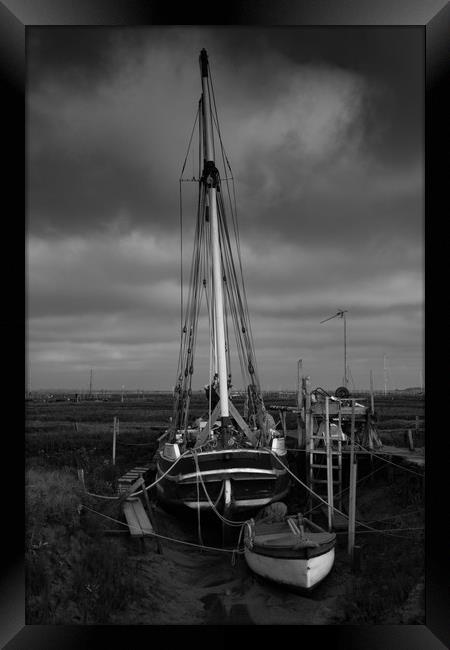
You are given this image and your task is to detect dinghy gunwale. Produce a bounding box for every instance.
[247,537,336,560]
[245,516,336,560]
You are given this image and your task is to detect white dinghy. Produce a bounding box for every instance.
[244,512,336,590]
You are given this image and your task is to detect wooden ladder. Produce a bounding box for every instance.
[307,426,343,517]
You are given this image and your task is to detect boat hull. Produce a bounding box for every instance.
[155,447,290,515]
[244,546,335,590]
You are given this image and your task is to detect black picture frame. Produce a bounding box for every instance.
[2,1,448,648]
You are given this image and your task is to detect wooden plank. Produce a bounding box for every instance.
[124,498,154,536]
[122,500,144,536]
[228,401,254,440]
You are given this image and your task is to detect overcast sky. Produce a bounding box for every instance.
[26,26,424,392]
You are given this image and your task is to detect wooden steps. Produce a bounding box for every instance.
[117,465,151,494]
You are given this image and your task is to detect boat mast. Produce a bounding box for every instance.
[200,48,230,425]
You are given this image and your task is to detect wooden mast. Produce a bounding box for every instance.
[200,49,230,427]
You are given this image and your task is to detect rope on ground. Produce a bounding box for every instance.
[81,503,245,555]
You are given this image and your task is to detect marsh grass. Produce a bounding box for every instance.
[338,473,424,624]
[25,467,146,624]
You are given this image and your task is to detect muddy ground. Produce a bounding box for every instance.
[105,503,352,626]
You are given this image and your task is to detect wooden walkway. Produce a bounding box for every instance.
[371,444,424,468]
[286,432,424,468]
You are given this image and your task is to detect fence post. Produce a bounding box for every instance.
[325,397,334,532]
[353,544,361,572]
[112,417,118,465]
[348,400,357,561]
[297,361,303,447]
[77,468,85,488]
[407,429,414,451]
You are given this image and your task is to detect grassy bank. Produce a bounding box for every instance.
[335,471,424,624]
[25,466,208,624]
[26,467,151,624]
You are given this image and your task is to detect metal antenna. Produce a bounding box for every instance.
[320,310,348,387]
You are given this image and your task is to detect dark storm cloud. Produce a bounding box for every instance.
[27,27,422,241]
[26,27,424,389]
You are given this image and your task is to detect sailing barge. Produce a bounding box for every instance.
[155,49,290,517]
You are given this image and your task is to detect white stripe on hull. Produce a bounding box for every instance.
[244,547,335,590]
[155,482,289,511]
[156,465,283,482]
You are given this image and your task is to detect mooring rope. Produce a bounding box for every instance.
[192,451,248,527]
[304,463,386,516]
[286,439,424,477]
[353,440,424,477]
[269,451,423,538]
[84,447,193,500]
[81,503,245,555]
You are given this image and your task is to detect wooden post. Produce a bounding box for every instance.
[337,400,343,511]
[281,410,287,437]
[297,360,303,447]
[353,544,361,572]
[407,429,414,451]
[304,376,312,447]
[325,397,334,532]
[140,478,163,555]
[369,369,375,414]
[348,400,357,560]
[112,417,118,465]
[77,468,85,489]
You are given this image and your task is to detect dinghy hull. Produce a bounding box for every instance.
[244,546,335,590]
[243,516,336,590]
